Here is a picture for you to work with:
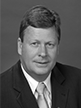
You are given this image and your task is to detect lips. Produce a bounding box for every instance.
[34,60,49,63]
[34,61,49,67]
[36,62,49,64]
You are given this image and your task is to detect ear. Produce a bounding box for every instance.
[17,38,23,55]
[57,44,59,55]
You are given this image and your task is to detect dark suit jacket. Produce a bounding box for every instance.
[1,60,81,108]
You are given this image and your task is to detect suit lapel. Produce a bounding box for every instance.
[12,61,38,108]
[51,64,69,108]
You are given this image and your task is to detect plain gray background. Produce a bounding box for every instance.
[1,0,81,73]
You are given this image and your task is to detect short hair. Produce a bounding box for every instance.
[19,5,61,43]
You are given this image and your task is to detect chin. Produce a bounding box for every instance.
[35,68,50,75]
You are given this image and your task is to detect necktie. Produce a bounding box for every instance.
[36,83,49,108]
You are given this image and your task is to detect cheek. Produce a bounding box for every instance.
[22,45,38,60]
[48,48,58,60]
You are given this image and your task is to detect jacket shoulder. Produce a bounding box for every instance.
[56,62,81,79]
[1,61,20,86]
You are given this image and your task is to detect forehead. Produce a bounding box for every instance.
[24,26,58,42]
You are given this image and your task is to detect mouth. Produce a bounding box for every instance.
[34,61,49,67]
[37,62,48,64]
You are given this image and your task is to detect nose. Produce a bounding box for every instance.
[38,44,47,57]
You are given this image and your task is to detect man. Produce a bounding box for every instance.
[1,5,81,108]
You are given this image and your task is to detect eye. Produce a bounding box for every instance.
[31,42,39,47]
[46,43,55,48]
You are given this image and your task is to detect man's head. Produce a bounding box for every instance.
[18,5,61,81]
[19,5,61,43]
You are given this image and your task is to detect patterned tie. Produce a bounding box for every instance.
[36,82,49,108]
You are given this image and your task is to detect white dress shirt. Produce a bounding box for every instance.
[21,64,52,108]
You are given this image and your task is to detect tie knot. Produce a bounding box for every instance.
[37,83,45,95]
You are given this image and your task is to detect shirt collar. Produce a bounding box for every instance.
[21,63,51,94]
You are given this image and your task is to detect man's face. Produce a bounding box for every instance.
[18,26,59,81]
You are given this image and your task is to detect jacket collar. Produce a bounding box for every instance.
[12,61,39,108]
[51,64,69,108]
